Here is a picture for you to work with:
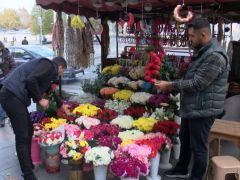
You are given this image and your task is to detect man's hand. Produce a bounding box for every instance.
[38,98,49,110]
[155,81,172,92]
[61,104,71,115]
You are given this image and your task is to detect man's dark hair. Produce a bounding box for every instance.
[188,18,211,31]
[52,56,67,69]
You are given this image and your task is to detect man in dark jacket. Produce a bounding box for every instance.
[155,18,230,180]
[0,56,70,180]
[0,41,16,127]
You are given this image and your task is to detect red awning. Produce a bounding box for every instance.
[36,0,240,22]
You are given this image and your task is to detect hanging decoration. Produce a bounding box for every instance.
[173,5,193,23]
[71,15,85,29]
[144,51,165,84]
[103,19,110,58]
[89,17,103,35]
[71,0,85,29]
[65,16,77,68]
[52,11,64,57]
[82,24,95,68]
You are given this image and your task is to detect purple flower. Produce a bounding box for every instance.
[148,94,170,107]
[91,99,106,109]
[30,111,46,123]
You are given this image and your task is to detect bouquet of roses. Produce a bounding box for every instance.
[33,123,44,138]
[110,144,151,179]
[84,146,114,166]
[72,103,100,117]
[123,106,147,119]
[39,131,64,146]
[75,116,100,129]
[153,120,180,143]
[30,111,46,124]
[110,115,134,130]
[95,108,118,122]
[132,117,157,132]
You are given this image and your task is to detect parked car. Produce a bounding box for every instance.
[8,45,84,82]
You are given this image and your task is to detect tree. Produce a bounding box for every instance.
[0,9,21,30]
[30,6,54,35]
[17,8,32,29]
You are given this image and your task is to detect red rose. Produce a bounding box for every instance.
[51,83,57,91]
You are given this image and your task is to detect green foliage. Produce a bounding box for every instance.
[157,57,176,81]
[30,6,54,35]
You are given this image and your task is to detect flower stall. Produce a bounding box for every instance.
[33,0,240,179]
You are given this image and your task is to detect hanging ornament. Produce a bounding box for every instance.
[173,5,193,23]
[89,17,103,35]
[144,51,165,84]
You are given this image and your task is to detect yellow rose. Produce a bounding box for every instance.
[73,153,82,161]
[80,141,88,147]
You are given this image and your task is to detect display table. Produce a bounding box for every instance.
[208,119,240,155]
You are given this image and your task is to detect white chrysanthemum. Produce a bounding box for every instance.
[110,115,134,129]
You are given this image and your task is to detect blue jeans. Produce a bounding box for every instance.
[0,104,6,125]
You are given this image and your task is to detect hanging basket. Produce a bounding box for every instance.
[68,160,84,180]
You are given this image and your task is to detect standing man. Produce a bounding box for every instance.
[0,41,16,127]
[0,57,70,180]
[22,37,29,45]
[155,18,230,180]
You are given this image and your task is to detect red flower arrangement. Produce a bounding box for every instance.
[56,108,76,124]
[123,106,147,119]
[135,135,166,158]
[153,120,180,137]
[95,108,118,122]
[144,51,165,84]
[90,123,120,139]
[41,117,52,126]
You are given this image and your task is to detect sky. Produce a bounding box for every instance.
[0,0,36,13]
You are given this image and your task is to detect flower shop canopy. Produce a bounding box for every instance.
[36,0,240,22]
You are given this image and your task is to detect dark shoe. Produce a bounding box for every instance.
[164,169,189,178]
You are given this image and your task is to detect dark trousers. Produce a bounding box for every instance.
[175,116,215,180]
[0,87,35,180]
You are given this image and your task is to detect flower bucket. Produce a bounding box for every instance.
[45,153,60,174]
[41,144,60,156]
[31,137,42,165]
[147,152,161,180]
[160,149,172,170]
[68,160,83,180]
[93,165,107,180]
[173,137,181,160]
